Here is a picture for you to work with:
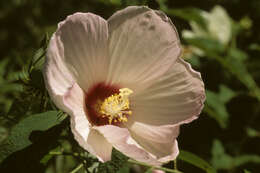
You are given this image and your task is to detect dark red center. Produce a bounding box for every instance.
[84,82,121,126]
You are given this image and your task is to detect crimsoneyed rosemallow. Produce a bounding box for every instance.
[43,6,205,165]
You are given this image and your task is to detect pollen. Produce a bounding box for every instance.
[97,88,133,124]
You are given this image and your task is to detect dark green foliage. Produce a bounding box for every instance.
[178,150,217,173]
[0,111,65,163]
[97,149,129,173]
[0,116,69,173]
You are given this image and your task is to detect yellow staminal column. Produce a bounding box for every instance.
[99,88,133,124]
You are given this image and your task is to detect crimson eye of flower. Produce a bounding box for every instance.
[85,82,133,126]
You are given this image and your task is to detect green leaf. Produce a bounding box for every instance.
[205,85,236,128]
[244,169,252,173]
[116,163,130,173]
[228,47,248,62]
[203,47,260,101]
[0,111,64,163]
[97,149,129,173]
[31,47,45,71]
[246,127,260,138]
[30,69,46,91]
[0,83,23,93]
[203,105,227,129]
[249,43,260,51]
[218,85,236,103]
[40,32,50,49]
[97,0,121,5]
[110,0,121,5]
[234,155,260,166]
[178,150,217,173]
[185,27,260,101]
[0,59,9,79]
[165,7,207,29]
[211,139,260,170]
[185,37,226,54]
[0,126,8,144]
[211,140,233,170]
[226,54,257,90]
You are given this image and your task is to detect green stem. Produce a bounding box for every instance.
[128,159,183,173]
[70,163,84,173]
[49,151,80,157]
[174,159,178,170]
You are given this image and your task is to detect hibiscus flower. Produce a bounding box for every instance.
[43,6,205,166]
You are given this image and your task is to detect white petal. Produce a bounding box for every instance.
[43,33,75,113]
[87,129,113,162]
[130,58,205,126]
[127,122,179,159]
[64,84,112,162]
[94,125,163,166]
[107,6,181,91]
[158,140,179,163]
[63,83,94,154]
[53,12,109,91]
[64,83,84,111]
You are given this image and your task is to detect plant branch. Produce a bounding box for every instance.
[70,163,84,173]
[128,159,183,173]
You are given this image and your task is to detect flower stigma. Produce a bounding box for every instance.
[96,88,133,124]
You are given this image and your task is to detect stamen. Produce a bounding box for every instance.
[97,88,133,124]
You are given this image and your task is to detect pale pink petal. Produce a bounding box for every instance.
[64,84,112,162]
[130,58,205,126]
[87,129,113,162]
[126,121,179,160]
[63,83,94,154]
[53,12,109,91]
[94,125,163,166]
[43,34,75,113]
[64,83,84,112]
[158,140,179,163]
[107,6,181,92]
[70,118,113,162]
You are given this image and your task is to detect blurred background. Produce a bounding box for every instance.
[0,0,260,173]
